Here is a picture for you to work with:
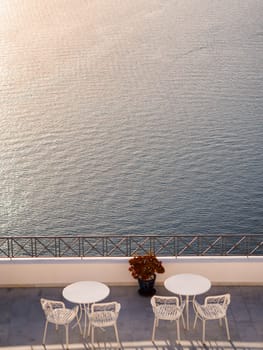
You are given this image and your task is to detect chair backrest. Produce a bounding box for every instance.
[151,295,184,320]
[91,301,121,314]
[204,293,231,308]
[40,298,65,317]
[151,295,180,308]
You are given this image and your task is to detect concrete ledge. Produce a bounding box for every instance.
[0,256,263,287]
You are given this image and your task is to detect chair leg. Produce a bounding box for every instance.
[114,324,120,345]
[181,313,186,329]
[225,317,230,340]
[42,320,48,344]
[87,322,91,337]
[202,320,206,343]
[91,326,95,349]
[152,318,157,341]
[176,319,180,342]
[193,314,198,329]
[65,324,69,349]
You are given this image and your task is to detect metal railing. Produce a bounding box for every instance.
[0,234,262,258]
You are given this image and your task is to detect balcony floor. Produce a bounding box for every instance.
[0,284,262,350]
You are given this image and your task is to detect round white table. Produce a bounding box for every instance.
[164,273,211,330]
[63,281,110,337]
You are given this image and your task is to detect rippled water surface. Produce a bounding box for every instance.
[1,0,263,236]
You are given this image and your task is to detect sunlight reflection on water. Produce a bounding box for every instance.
[0,0,263,236]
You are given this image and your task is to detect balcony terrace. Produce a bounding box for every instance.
[0,284,263,350]
[0,234,262,349]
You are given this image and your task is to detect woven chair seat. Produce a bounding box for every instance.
[195,303,227,320]
[89,310,117,327]
[47,307,78,325]
[155,303,185,321]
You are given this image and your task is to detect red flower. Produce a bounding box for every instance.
[128,253,165,280]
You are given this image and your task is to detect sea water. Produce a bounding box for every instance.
[0,0,263,236]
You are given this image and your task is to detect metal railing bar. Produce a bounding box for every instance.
[0,234,262,258]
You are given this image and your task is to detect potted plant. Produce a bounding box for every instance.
[128,253,165,296]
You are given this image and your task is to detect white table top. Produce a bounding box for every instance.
[164,273,211,296]
[63,281,110,304]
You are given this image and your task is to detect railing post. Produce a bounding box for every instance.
[10,237,14,258]
[32,237,35,257]
[103,236,106,257]
[127,236,131,256]
[80,236,83,257]
[55,237,59,257]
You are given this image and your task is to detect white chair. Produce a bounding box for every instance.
[193,293,231,343]
[40,298,80,349]
[88,301,121,348]
[151,295,185,342]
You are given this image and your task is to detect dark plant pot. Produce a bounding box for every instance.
[138,274,156,296]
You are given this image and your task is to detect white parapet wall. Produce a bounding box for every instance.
[0,256,262,287]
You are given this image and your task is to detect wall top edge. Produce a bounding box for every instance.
[0,256,263,264]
